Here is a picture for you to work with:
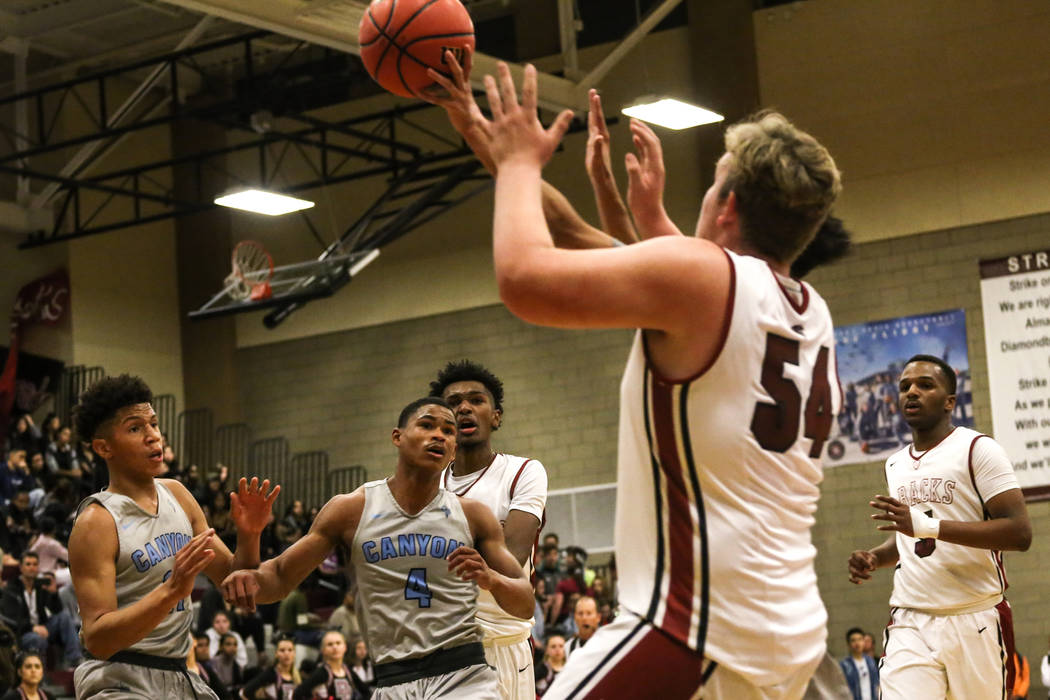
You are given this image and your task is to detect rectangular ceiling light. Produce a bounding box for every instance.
[214,189,315,216]
[622,98,724,131]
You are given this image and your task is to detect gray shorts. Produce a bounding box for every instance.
[373,662,499,700]
[74,658,219,699]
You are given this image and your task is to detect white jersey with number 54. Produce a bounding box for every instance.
[616,249,841,687]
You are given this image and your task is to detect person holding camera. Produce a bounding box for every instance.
[0,552,82,669]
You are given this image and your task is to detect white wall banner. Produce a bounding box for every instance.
[978,249,1050,496]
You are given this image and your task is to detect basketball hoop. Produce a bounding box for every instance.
[225,240,274,302]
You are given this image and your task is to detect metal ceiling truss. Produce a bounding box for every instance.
[0,31,492,248]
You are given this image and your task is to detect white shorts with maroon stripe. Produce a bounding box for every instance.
[880,602,1014,700]
[543,609,821,700]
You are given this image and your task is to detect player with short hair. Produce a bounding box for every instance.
[428,359,548,700]
[67,374,278,699]
[221,397,535,700]
[444,60,843,699]
[848,355,1031,700]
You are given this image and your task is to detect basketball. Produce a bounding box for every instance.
[358,0,475,99]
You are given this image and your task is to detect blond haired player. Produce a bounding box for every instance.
[441,59,843,699]
[848,354,1032,700]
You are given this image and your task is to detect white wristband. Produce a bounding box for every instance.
[910,508,941,539]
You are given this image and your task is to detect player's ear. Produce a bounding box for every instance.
[391,427,402,447]
[716,190,739,229]
[491,408,502,431]
[943,394,957,414]
[91,436,113,460]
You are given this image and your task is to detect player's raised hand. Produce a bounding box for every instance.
[847,549,878,584]
[167,528,216,600]
[230,477,280,534]
[870,495,914,536]
[624,118,671,237]
[448,545,497,589]
[585,89,615,189]
[422,48,481,132]
[221,570,262,613]
[478,62,573,171]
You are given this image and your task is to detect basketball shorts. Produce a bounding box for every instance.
[74,655,218,699]
[372,662,498,699]
[544,608,822,700]
[482,631,535,700]
[880,603,1015,700]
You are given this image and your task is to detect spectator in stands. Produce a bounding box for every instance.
[348,637,374,697]
[327,590,361,645]
[1,451,31,505]
[0,552,82,668]
[535,544,564,598]
[7,416,41,456]
[209,491,238,549]
[294,630,363,700]
[33,478,76,532]
[551,548,593,631]
[240,634,300,700]
[25,452,50,499]
[44,426,79,484]
[229,604,265,664]
[862,632,877,659]
[839,627,879,700]
[26,517,67,575]
[3,490,36,557]
[591,575,613,611]
[277,580,323,649]
[211,632,246,698]
[564,596,600,659]
[206,611,248,669]
[535,635,566,697]
[282,501,309,540]
[532,578,548,642]
[41,415,60,449]
[1011,648,1029,700]
[190,632,230,698]
[0,651,50,700]
[161,443,180,478]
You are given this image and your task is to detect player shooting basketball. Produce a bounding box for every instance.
[432,57,843,699]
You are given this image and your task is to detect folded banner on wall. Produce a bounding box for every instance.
[979,249,1050,497]
[0,269,69,437]
[825,309,973,468]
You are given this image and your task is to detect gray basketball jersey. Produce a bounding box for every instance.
[76,481,194,658]
[350,479,481,665]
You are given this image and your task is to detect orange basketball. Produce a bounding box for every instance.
[359,0,475,99]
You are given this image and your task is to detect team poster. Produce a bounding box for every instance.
[825,309,973,468]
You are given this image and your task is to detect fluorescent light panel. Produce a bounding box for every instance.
[622,98,724,130]
[214,189,315,216]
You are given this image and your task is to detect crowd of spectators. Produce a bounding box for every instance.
[1,412,616,699]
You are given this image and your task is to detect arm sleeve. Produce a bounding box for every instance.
[508,460,548,521]
[970,437,1020,503]
[1041,653,1050,687]
[294,666,329,700]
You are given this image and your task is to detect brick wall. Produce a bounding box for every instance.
[237,211,1050,677]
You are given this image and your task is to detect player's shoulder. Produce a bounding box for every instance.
[495,453,546,474]
[884,444,912,470]
[69,501,118,550]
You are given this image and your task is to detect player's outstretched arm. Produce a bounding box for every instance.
[870,489,1032,552]
[624,118,682,239]
[477,62,728,335]
[222,491,363,611]
[847,535,898,585]
[70,504,216,659]
[584,89,638,245]
[454,497,534,619]
[164,477,279,586]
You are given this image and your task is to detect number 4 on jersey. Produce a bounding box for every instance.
[404,567,433,608]
[750,333,833,458]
